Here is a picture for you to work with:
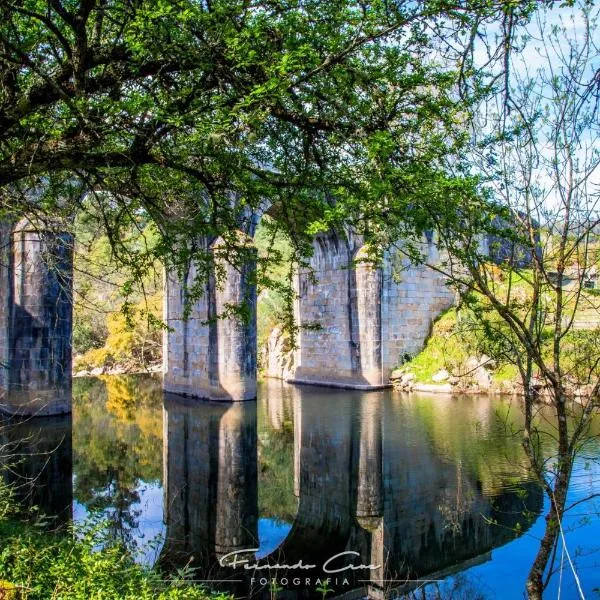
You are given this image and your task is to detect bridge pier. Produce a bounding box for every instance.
[164,228,453,400]
[163,232,257,401]
[0,219,73,416]
[290,231,454,389]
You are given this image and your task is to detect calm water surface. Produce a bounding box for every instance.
[2,375,600,599]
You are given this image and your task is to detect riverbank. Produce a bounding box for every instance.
[389,307,600,403]
[0,486,228,600]
[73,361,162,378]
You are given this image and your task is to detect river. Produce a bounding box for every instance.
[1,375,599,599]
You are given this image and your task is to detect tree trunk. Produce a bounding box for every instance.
[526,392,571,599]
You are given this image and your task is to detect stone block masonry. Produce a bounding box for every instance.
[289,230,454,389]
[165,227,454,398]
[380,242,455,372]
[0,218,73,416]
[163,232,257,401]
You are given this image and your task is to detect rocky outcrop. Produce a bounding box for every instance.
[391,355,500,395]
[261,326,294,380]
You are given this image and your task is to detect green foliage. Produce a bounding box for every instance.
[254,217,295,351]
[404,264,600,388]
[0,517,227,600]
[401,308,472,383]
[74,293,162,372]
[315,579,334,599]
[0,0,536,321]
[258,424,297,524]
[73,207,162,371]
[0,381,227,600]
[257,393,297,522]
[71,376,162,548]
[492,363,520,384]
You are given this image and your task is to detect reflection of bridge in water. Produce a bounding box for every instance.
[0,413,72,527]
[0,379,543,599]
[160,382,543,599]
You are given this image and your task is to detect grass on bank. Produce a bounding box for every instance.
[403,307,519,385]
[400,267,600,387]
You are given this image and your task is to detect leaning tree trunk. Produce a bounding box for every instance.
[525,391,572,599]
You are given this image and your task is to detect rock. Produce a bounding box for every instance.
[391,370,415,391]
[106,366,127,376]
[473,366,492,390]
[465,356,480,372]
[90,367,104,377]
[413,383,453,394]
[390,368,404,380]
[480,354,495,369]
[392,372,415,390]
[262,327,294,380]
[431,369,450,382]
[531,376,544,389]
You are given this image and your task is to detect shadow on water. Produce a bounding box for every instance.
[0,375,550,599]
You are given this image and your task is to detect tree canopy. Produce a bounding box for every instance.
[0,0,544,277]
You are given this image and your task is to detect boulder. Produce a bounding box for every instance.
[390,368,404,380]
[473,365,492,390]
[431,369,450,383]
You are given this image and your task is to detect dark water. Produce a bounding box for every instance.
[2,375,600,599]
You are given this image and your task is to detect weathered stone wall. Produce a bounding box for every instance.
[165,227,453,396]
[290,231,454,389]
[0,219,73,416]
[163,233,257,401]
[381,241,455,371]
[290,230,386,388]
[0,221,13,395]
[292,230,359,386]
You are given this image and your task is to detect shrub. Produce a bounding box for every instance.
[0,516,228,600]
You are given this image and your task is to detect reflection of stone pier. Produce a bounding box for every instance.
[0,219,73,416]
[355,395,383,528]
[160,394,258,569]
[0,413,73,526]
[159,385,544,599]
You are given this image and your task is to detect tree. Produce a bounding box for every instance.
[367,3,599,597]
[0,0,544,297]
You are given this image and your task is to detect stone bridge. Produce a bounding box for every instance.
[0,217,453,414]
[162,226,453,401]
